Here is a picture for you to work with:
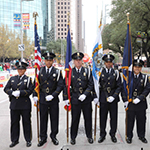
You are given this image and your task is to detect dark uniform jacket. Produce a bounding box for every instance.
[123,73,150,111]
[33,66,64,105]
[64,67,94,105]
[4,75,34,110]
[99,68,122,103]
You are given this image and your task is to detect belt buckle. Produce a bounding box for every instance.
[46,87,49,94]
[79,87,83,94]
[133,92,137,97]
[107,87,111,93]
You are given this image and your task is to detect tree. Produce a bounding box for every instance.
[46,39,77,63]
[0,24,34,62]
[102,0,150,66]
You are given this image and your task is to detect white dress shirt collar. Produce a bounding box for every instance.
[45,66,53,73]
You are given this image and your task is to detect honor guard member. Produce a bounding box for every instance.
[4,61,34,148]
[123,59,150,144]
[97,54,122,143]
[33,52,64,147]
[64,52,94,145]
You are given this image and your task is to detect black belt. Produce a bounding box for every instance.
[41,87,52,94]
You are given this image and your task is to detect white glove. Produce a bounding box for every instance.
[78,94,86,101]
[12,90,20,97]
[64,100,70,106]
[124,101,129,109]
[93,98,99,105]
[33,96,38,105]
[97,102,100,107]
[46,95,54,101]
[107,96,115,103]
[133,98,140,104]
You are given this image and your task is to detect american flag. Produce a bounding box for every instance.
[34,23,41,100]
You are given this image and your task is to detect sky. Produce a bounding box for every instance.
[82,0,112,57]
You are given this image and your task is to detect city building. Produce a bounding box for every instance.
[55,0,73,40]
[0,0,51,47]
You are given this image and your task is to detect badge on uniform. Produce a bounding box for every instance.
[83,72,86,76]
[41,74,43,76]
[53,73,56,77]
[11,80,14,82]
[24,79,27,82]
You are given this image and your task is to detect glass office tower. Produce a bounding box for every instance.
[0,0,50,46]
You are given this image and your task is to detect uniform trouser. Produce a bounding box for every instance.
[127,109,146,139]
[100,102,118,137]
[10,109,32,142]
[71,102,92,140]
[39,103,59,140]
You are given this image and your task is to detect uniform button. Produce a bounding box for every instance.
[25,100,27,102]
[135,89,137,91]
[108,82,110,84]
[47,83,49,85]
[79,83,81,85]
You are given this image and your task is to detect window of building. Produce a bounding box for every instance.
[58,7,60,9]
[65,28,66,31]
[65,24,66,27]
[61,20,63,22]
[64,7,66,9]
[58,2,60,5]
[61,28,63,31]
[64,15,66,18]
[65,33,66,35]
[64,2,66,5]
[61,24,63,27]
[68,7,70,9]
[58,24,60,26]
[58,33,60,35]
[58,37,60,39]
[61,15,63,18]
[61,2,63,5]
[61,33,63,35]
[68,2,70,5]
[65,20,67,22]
[61,6,63,9]
[58,20,60,22]
[58,15,60,18]
[61,11,63,14]
[58,11,60,14]
[61,37,63,39]
[65,11,67,14]
[58,28,60,31]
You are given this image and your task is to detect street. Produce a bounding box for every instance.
[0,88,150,150]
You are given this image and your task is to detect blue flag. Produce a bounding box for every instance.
[64,24,72,111]
[122,22,133,103]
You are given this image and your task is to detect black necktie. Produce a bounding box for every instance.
[135,75,137,79]
[108,69,110,73]
[46,68,49,76]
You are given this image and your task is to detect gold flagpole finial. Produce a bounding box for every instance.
[126,12,130,22]
[67,12,70,24]
[33,12,39,23]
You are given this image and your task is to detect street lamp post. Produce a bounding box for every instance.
[20,0,34,61]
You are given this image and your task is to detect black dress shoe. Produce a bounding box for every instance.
[26,141,32,147]
[111,136,117,143]
[88,138,93,144]
[37,139,47,147]
[126,137,132,144]
[70,139,76,145]
[139,137,148,143]
[98,136,105,143]
[51,138,59,145]
[9,141,19,148]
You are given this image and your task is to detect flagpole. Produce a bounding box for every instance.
[66,12,70,143]
[33,12,39,143]
[125,12,130,141]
